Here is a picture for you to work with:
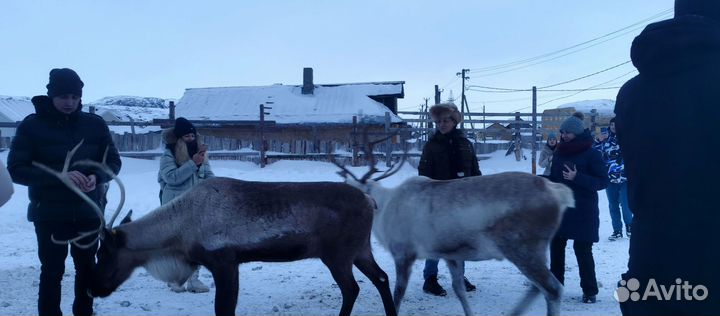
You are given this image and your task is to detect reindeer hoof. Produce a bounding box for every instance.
[187,280,210,293]
[168,282,186,293]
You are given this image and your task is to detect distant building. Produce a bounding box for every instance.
[0,96,34,139]
[174,68,406,154]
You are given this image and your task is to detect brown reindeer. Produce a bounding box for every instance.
[35,141,396,316]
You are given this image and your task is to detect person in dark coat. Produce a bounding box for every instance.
[417,103,481,296]
[548,113,608,304]
[614,0,720,314]
[7,68,122,316]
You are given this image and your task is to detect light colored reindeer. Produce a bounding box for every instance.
[335,149,574,316]
[35,141,397,316]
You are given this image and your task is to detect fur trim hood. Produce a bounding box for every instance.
[161,128,208,166]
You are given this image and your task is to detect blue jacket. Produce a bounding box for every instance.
[593,132,626,183]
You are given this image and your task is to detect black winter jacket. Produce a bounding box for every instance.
[418,128,481,180]
[614,15,720,295]
[7,96,121,222]
[549,131,608,242]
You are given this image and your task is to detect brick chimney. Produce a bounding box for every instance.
[302,67,314,95]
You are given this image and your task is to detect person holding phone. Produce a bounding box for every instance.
[158,117,214,293]
[548,112,609,304]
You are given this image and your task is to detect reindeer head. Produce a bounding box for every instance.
[90,211,134,297]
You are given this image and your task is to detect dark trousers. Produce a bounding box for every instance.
[34,219,100,316]
[550,237,598,296]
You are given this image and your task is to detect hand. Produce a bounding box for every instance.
[67,171,90,191]
[563,164,577,181]
[83,174,97,193]
[192,151,205,166]
[597,133,608,142]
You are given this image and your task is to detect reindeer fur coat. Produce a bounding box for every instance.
[157,128,214,204]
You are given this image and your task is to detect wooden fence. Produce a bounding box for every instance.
[0,109,605,174]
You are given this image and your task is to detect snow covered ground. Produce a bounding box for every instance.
[0,149,627,315]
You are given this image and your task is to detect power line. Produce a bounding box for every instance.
[466,60,632,93]
[536,69,638,108]
[468,8,672,74]
[538,61,631,89]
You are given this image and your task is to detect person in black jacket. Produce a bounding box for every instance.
[7,68,122,316]
[614,0,720,314]
[417,103,481,296]
[548,113,608,304]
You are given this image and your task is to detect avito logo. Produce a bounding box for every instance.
[615,278,708,302]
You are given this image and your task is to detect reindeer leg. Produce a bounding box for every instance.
[390,251,415,313]
[353,247,397,316]
[445,259,473,316]
[209,263,239,316]
[322,257,359,316]
[498,242,562,316]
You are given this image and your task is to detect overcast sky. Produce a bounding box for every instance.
[0,0,674,113]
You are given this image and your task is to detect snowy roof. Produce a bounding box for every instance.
[0,96,34,122]
[175,82,405,124]
[557,99,615,115]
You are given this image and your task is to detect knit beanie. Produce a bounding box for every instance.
[46,68,84,98]
[560,115,585,135]
[675,0,720,20]
[548,132,557,140]
[173,117,196,138]
[429,103,462,124]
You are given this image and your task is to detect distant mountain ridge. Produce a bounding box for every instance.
[89,96,174,109]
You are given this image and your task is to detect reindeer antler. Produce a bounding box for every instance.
[72,157,125,228]
[32,140,105,249]
[334,127,407,183]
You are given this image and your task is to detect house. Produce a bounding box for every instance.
[174,68,406,154]
[482,123,512,141]
[0,96,35,143]
[542,100,616,137]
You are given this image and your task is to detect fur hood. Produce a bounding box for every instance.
[161,128,208,166]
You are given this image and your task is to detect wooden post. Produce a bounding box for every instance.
[513,112,522,161]
[89,105,96,114]
[129,117,137,151]
[169,101,175,120]
[259,104,266,168]
[531,87,538,175]
[352,116,359,167]
[384,112,392,167]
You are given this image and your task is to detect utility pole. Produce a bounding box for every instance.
[423,97,430,131]
[532,86,538,175]
[456,68,471,130]
[434,85,441,105]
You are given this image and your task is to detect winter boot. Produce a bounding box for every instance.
[608,231,623,241]
[423,276,447,296]
[186,269,210,293]
[582,294,597,303]
[463,277,477,292]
